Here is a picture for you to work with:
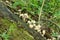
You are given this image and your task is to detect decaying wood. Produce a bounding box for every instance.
[0,2,46,40]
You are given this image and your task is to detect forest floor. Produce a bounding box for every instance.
[0,0,60,40]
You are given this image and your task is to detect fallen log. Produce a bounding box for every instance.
[0,2,46,40]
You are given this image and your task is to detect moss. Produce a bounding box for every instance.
[0,18,34,40]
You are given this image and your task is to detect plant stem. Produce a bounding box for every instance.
[38,0,45,24]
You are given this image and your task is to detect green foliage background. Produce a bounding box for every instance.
[12,0,60,37]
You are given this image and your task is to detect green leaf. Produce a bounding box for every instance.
[52,32,58,37]
[54,10,60,18]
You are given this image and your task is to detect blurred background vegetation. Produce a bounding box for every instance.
[0,0,60,40]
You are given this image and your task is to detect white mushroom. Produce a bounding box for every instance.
[37,24,41,28]
[34,26,40,30]
[19,14,24,17]
[24,13,29,18]
[18,9,21,12]
[33,24,36,26]
[27,21,31,24]
[47,39,51,40]
[6,0,9,3]
[29,24,33,28]
[42,30,46,36]
[31,20,36,24]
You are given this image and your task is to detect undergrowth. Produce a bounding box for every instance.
[12,0,60,38]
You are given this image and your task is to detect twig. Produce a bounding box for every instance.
[38,0,45,24]
[41,18,60,29]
